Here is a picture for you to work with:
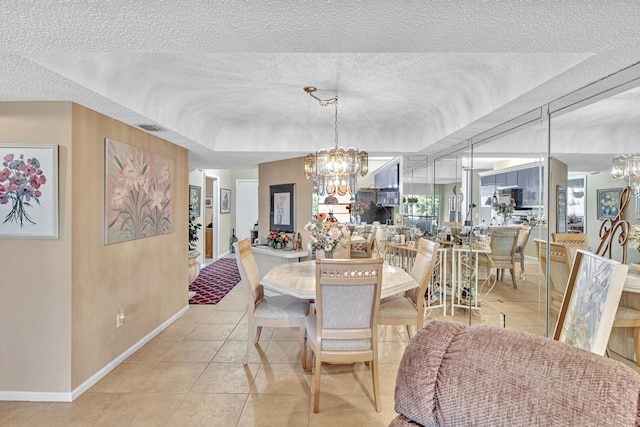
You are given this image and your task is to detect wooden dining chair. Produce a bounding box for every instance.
[551,232,589,247]
[478,227,520,289]
[351,226,377,258]
[377,238,440,338]
[535,238,571,326]
[305,257,384,413]
[235,239,310,366]
[514,225,532,280]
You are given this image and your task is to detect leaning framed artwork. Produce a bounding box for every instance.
[105,138,174,244]
[596,187,621,220]
[205,196,213,209]
[189,185,201,217]
[0,144,59,238]
[553,249,628,356]
[270,184,294,232]
[220,188,231,214]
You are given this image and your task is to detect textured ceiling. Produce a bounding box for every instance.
[1,1,640,176]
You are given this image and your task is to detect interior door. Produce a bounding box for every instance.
[236,179,259,241]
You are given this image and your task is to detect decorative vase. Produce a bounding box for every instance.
[275,242,283,249]
[324,250,334,259]
[188,250,201,285]
[356,215,361,225]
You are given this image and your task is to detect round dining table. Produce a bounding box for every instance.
[259,260,418,300]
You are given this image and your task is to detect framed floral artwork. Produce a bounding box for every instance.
[105,138,174,244]
[220,188,230,214]
[0,144,59,239]
[189,185,201,217]
[596,187,621,220]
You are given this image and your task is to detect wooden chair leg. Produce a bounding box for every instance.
[244,318,255,365]
[634,327,640,366]
[520,258,527,280]
[371,355,381,412]
[313,351,322,413]
[510,268,518,289]
[299,322,307,370]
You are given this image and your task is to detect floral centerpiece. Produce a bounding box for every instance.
[348,201,368,217]
[492,196,515,217]
[267,228,290,249]
[304,215,350,258]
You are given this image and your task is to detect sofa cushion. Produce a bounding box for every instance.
[393,320,640,426]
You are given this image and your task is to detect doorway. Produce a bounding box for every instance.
[236,179,259,242]
[205,175,219,260]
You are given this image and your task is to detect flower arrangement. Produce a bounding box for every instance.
[304,218,350,256]
[348,201,368,216]
[628,224,640,252]
[492,196,516,216]
[0,153,47,227]
[267,228,290,248]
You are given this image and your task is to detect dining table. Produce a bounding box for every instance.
[260,260,418,300]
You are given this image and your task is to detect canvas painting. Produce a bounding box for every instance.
[105,138,174,244]
[555,250,628,355]
[0,144,58,238]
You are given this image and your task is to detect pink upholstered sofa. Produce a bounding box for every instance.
[391,320,640,426]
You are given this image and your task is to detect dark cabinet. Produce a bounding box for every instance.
[481,165,543,208]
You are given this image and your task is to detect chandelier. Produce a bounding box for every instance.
[611,153,640,197]
[303,86,368,196]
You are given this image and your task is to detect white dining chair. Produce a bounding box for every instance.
[235,239,309,366]
[305,257,384,413]
[377,238,440,338]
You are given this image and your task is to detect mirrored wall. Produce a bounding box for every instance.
[400,65,640,362]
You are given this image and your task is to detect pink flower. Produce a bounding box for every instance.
[111,186,128,209]
[39,175,46,185]
[21,165,36,175]
[3,153,14,162]
[0,168,10,181]
[148,189,164,210]
[34,190,41,198]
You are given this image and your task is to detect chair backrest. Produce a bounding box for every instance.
[535,239,571,319]
[235,239,263,312]
[406,239,440,307]
[551,232,588,247]
[314,258,384,351]
[515,226,532,256]
[364,225,377,256]
[488,227,519,266]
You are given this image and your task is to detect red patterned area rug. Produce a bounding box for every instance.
[189,258,241,304]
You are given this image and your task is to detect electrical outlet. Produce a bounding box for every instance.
[116,308,125,328]
[499,312,506,328]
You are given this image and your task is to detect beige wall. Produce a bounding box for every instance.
[0,102,73,392]
[259,157,314,258]
[71,104,189,389]
[0,102,189,394]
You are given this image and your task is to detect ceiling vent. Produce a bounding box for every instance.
[137,124,167,132]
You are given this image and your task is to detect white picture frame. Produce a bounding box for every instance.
[0,144,59,239]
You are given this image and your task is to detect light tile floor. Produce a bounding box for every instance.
[2,259,639,426]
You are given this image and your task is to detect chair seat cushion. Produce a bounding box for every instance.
[305,314,371,351]
[351,242,367,251]
[254,295,308,320]
[378,295,417,319]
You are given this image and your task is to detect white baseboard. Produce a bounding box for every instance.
[0,304,190,402]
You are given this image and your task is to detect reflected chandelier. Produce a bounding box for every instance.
[303,86,368,196]
[611,153,640,197]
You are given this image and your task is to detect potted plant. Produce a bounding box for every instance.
[188,214,202,285]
